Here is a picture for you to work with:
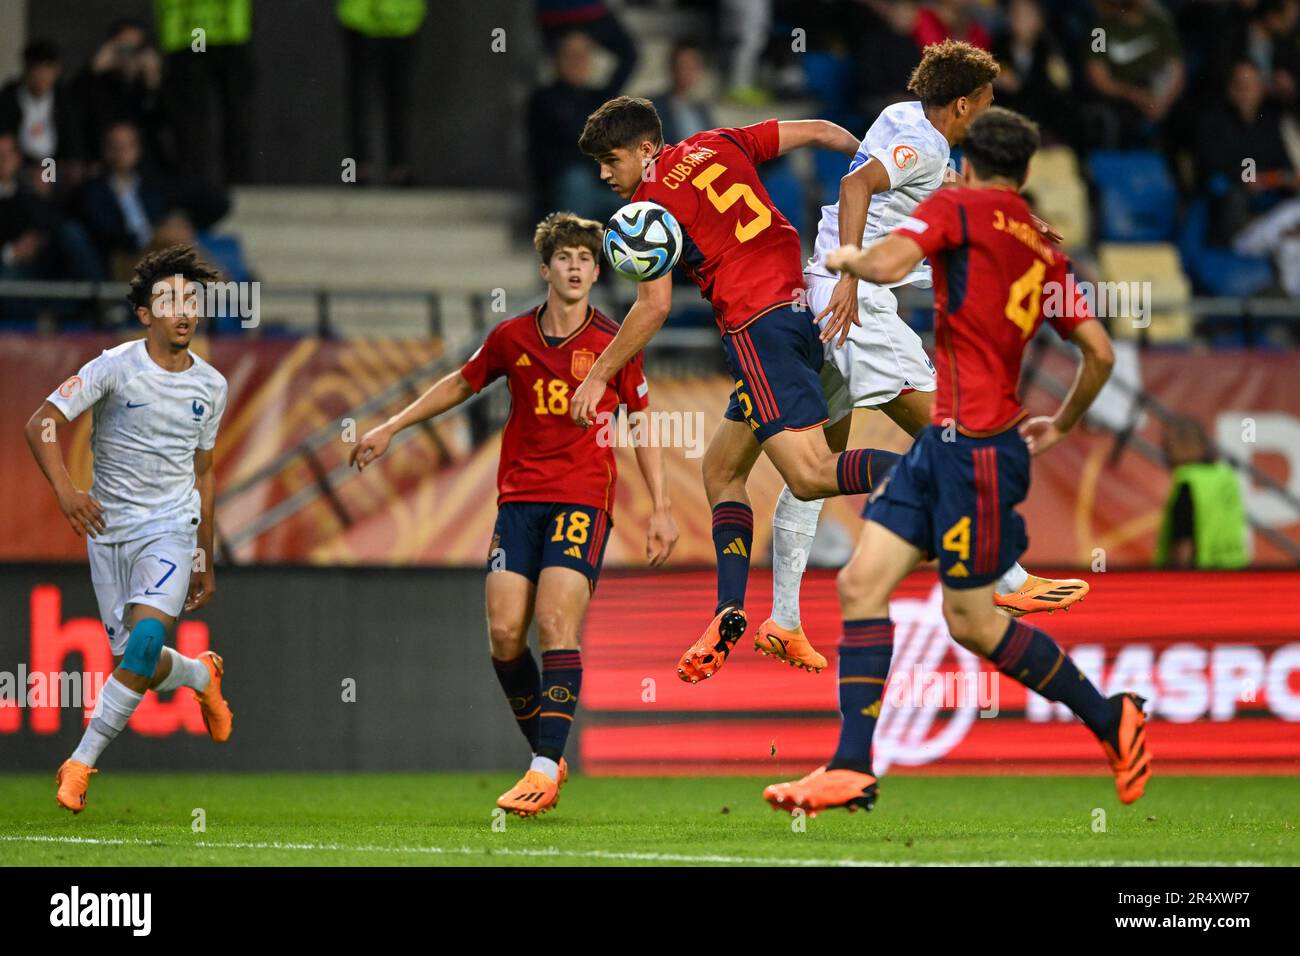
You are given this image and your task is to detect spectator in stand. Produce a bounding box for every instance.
[1082,0,1185,149]
[0,133,104,319]
[849,1,923,120]
[155,0,254,184]
[1196,60,1297,244]
[721,0,773,105]
[652,40,715,146]
[1214,0,1299,108]
[913,0,992,51]
[77,121,170,279]
[338,0,427,187]
[992,0,1076,146]
[72,20,168,175]
[1155,416,1248,570]
[527,28,635,223]
[0,40,83,174]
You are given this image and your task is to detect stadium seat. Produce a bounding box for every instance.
[1087,151,1178,242]
[1176,197,1274,297]
[761,160,807,239]
[1096,242,1192,341]
[1024,146,1090,249]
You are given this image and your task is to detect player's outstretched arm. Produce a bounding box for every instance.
[825,233,925,286]
[571,275,671,427]
[1020,318,1115,456]
[23,400,105,538]
[776,119,858,158]
[187,447,217,611]
[350,370,475,471]
[628,411,679,567]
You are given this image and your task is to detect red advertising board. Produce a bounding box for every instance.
[578,569,1300,777]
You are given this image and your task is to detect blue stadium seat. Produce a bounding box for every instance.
[760,161,807,239]
[1176,197,1274,297]
[813,148,848,207]
[1086,151,1178,241]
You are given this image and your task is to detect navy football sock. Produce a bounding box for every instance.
[991,619,1112,737]
[835,449,901,496]
[536,649,582,761]
[711,501,753,613]
[492,650,542,751]
[827,618,894,774]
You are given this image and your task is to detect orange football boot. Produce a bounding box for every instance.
[194,651,232,743]
[55,759,97,814]
[994,574,1089,617]
[553,757,570,808]
[497,768,561,817]
[1099,693,1152,805]
[763,765,878,817]
[677,606,748,683]
[754,618,827,673]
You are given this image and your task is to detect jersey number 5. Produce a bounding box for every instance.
[694,163,771,243]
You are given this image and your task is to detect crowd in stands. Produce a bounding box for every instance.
[528,0,1300,313]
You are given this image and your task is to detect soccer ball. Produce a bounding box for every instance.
[603,201,683,282]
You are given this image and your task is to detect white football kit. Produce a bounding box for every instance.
[47,339,228,654]
[807,99,949,420]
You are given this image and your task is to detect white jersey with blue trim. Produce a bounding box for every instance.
[46,338,228,545]
[810,99,952,288]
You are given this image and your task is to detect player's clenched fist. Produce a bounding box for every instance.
[569,374,606,428]
[645,507,679,567]
[350,424,394,470]
[57,487,106,538]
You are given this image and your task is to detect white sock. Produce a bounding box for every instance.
[771,486,824,630]
[71,677,144,767]
[530,755,560,782]
[995,562,1030,595]
[153,647,211,693]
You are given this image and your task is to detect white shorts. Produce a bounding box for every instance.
[88,531,195,655]
[806,270,937,423]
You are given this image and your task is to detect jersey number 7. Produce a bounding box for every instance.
[694,163,772,243]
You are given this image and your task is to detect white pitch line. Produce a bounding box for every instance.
[0,835,1269,867]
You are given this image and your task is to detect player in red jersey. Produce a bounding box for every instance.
[571,96,932,684]
[350,212,678,816]
[763,108,1150,815]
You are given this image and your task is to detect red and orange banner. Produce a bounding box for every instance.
[1,333,1297,567]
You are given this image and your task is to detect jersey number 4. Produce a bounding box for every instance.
[694,163,771,243]
[1005,260,1047,339]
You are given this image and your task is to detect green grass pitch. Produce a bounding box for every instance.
[0,773,1295,866]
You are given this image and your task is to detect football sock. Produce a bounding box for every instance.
[994,562,1030,595]
[71,676,144,768]
[771,487,822,630]
[990,619,1112,737]
[492,649,542,751]
[711,500,753,613]
[535,649,582,762]
[530,755,560,782]
[152,647,211,693]
[827,618,894,774]
[835,448,901,496]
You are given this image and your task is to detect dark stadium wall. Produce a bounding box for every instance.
[0,565,530,771]
[28,0,535,187]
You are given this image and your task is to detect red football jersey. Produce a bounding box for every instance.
[459,304,650,511]
[893,187,1090,436]
[633,120,805,334]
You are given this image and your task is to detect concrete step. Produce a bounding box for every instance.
[228,186,522,225]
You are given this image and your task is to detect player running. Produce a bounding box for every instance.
[572,96,920,685]
[350,212,678,817]
[759,40,1088,675]
[763,108,1150,815]
[24,245,233,814]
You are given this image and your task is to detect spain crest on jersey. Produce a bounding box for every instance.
[571,349,596,380]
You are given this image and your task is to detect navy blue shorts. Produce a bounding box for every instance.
[722,305,828,443]
[488,501,612,590]
[864,425,1030,589]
